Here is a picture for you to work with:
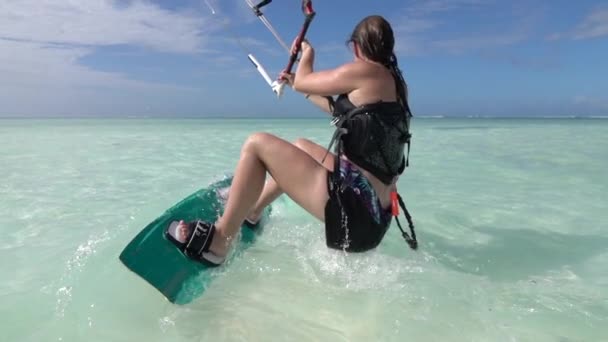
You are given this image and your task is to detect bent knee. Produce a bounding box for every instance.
[243,132,275,152]
[293,138,314,149]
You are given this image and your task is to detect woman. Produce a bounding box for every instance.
[168,15,416,266]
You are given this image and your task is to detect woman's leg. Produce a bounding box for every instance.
[247,138,335,222]
[209,133,331,256]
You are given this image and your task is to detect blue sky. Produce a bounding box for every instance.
[1,0,607,117]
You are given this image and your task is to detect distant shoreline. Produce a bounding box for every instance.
[1,116,606,120]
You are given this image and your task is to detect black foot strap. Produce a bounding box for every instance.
[166,220,225,266]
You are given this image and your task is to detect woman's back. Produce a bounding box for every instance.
[346,60,400,108]
[335,62,409,210]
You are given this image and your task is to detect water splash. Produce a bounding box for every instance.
[53,231,110,318]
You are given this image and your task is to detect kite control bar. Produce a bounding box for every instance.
[272,0,316,97]
[246,0,317,98]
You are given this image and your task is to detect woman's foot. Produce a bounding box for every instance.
[179,220,231,257]
[173,220,190,243]
[244,211,262,228]
[167,220,231,264]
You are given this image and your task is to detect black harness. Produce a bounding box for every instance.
[323,102,418,250]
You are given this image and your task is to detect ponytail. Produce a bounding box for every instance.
[387,53,413,169]
[386,53,411,118]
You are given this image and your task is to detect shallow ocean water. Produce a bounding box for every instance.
[1,118,606,341]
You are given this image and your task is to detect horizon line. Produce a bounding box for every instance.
[0,115,606,120]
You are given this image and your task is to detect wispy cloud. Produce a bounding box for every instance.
[0,38,201,117]
[573,7,608,39]
[393,17,438,55]
[549,7,608,41]
[0,0,211,53]
[397,18,439,35]
[393,0,531,55]
[478,50,560,70]
[430,31,526,54]
[404,0,490,16]
[0,0,216,116]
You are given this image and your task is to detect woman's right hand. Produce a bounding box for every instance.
[290,37,313,56]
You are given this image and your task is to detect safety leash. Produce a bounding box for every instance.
[391,191,418,250]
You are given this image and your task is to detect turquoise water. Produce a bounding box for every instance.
[1,118,606,341]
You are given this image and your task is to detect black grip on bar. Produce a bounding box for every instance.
[253,0,272,16]
[283,10,316,74]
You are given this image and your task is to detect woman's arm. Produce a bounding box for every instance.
[281,72,333,114]
[292,40,362,97]
[304,94,333,114]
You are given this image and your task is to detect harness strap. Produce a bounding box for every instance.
[321,115,348,164]
[405,137,411,168]
[326,96,335,114]
[393,193,418,250]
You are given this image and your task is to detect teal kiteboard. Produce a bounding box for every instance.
[119,175,269,305]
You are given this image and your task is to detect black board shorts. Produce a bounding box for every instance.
[324,159,392,252]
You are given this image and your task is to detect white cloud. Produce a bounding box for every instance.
[0,39,196,90]
[573,7,608,39]
[548,7,608,41]
[0,0,216,116]
[0,38,203,117]
[0,0,209,53]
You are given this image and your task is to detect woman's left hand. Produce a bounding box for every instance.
[279,71,295,87]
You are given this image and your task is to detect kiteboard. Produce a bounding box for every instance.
[119,175,270,305]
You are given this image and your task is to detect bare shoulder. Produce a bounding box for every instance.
[293,61,379,96]
[336,61,376,77]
